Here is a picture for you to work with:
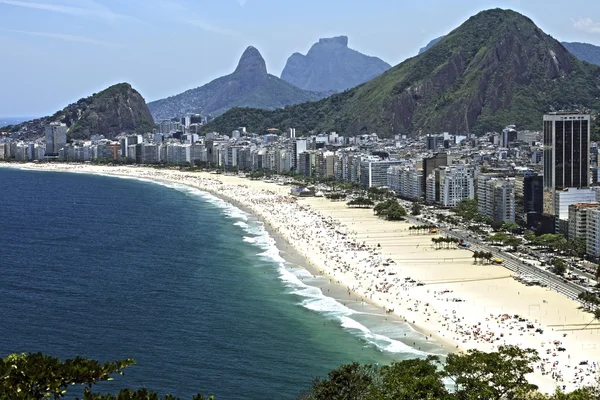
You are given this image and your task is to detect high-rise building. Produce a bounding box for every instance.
[426,164,474,207]
[523,175,544,214]
[44,123,68,156]
[387,165,423,201]
[293,139,307,173]
[543,112,590,215]
[586,208,600,257]
[422,153,456,196]
[568,203,599,241]
[360,158,404,188]
[502,125,517,148]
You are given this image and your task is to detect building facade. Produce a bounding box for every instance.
[543,112,590,215]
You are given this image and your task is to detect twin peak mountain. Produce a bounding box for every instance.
[147,38,390,121]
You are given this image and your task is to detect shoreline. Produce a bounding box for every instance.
[205,182,452,355]
[2,162,600,393]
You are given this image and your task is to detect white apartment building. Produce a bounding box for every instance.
[439,165,475,207]
[360,158,404,188]
[478,175,516,222]
[387,165,423,201]
[568,203,599,242]
[586,208,600,257]
[426,164,474,206]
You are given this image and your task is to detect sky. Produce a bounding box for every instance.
[1,0,600,117]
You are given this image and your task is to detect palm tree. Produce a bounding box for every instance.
[472,252,478,264]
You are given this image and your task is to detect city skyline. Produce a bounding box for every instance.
[1,0,600,117]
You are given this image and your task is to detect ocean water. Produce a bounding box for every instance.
[0,167,440,399]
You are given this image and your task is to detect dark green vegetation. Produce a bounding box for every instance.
[418,36,444,55]
[299,345,599,400]
[147,46,329,121]
[3,347,599,399]
[562,42,600,67]
[204,9,600,137]
[373,199,408,220]
[2,83,155,141]
[0,353,211,399]
[280,36,391,92]
[420,37,600,68]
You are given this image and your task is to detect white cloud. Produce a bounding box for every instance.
[0,0,144,24]
[0,28,120,47]
[573,18,600,34]
[184,19,239,36]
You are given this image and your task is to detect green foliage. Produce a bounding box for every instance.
[444,346,540,399]
[452,199,478,221]
[411,202,422,216]
[347,197,375,208]
[0,353,210,400]
[472,251,494,263]
[297,362,375,400]
[300,346,593,400]
[374,199,407,221]
[0,353,134,399]
[368,357,447,400]
[551,258,567,276]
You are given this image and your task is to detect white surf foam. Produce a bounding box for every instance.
[340,316,428,356]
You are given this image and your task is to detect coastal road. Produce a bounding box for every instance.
[407,214,590,305]
[442,227,588,304]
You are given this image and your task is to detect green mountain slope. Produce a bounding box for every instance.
[561,42,600,66]
[203,9,600,136]
[147,47,329,121]
[3,83,155,140]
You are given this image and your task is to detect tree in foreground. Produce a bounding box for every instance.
[298,345,599,400]
[0,353,212,400]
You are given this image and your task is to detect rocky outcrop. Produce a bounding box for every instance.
[280,36,391,92]
[4,83,154,140]
[147,46,328,121]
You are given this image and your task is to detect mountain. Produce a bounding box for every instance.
[147,46,329,121]
[420,36,600,68]
[2,83,154,140]
[561,42,600,66]
[203,9,600,137]
[418,36,444,55]
[280,36,391,92]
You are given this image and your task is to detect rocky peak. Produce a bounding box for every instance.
[234,46,268,80]
[317,36,348,47]
[281,35,390,92]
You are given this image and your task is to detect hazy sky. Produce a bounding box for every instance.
[1,0,600,117]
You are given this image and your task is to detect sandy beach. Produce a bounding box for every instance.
[3,162,600,393]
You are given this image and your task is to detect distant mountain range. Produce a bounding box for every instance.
[280,36,391,92]
[202,8,600,137]
[3,83,154,140]
[561,42,600,66]
[419,35,600,67]
[0,117,32,128]
[147,47,329,121]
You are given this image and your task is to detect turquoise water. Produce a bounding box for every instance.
[0,168,438,399]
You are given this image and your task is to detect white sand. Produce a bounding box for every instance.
[3,163,600,393]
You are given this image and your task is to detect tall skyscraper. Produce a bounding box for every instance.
[44,123,68,156]
[543,112,590,215]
